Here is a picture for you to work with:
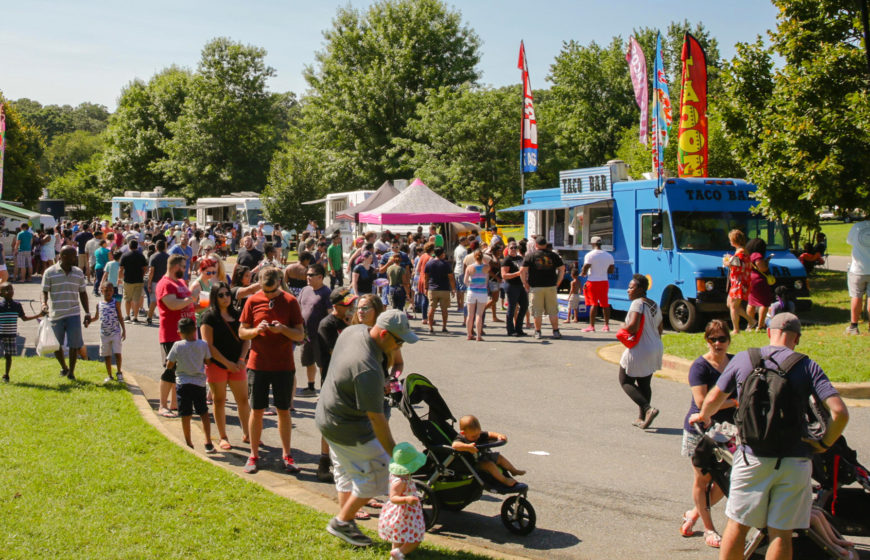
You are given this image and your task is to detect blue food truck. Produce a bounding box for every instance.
[501,161,810,331]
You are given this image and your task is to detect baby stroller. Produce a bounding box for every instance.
[692,418,863,559]
[397,373,536,535]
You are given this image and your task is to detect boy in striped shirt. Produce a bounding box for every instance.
[0,283,45,382]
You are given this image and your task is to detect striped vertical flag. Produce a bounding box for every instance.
[0,103,6,199]
[625,36,649,145]
[518,41,538,173]
[652,32,673,180]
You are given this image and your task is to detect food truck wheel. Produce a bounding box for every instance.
[668,298,698,332]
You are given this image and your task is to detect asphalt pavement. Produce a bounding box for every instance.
[13,279,870,560]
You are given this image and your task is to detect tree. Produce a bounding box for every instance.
[12,99,109,143]
[400,85,522,210]
[303,0,480,188]
[262,144,330,231]
[0,98,44,206]
[43,130,104,180]
[47,153,106,217]
[100,67,193,194]
[719,1,870,247]
[158,38,282,198]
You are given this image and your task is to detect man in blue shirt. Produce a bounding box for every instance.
[13,224,35,282]
[168,234,194,280]
[690,313,849,560]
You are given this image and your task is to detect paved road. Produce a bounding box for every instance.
[14,280,870,559]
[825,255,851,272]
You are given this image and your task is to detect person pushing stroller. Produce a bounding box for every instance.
[452,415,525,488]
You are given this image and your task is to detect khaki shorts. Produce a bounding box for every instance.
[847,272,870,299]
[529,286,558,318]
[77,254,89,270]
[123,282,144,302]
[326,437,390,499]
[16,251,32,270]
[427,290,451,311]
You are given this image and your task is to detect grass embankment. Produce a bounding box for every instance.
[818,220,852,256]
[0,358,486,560]
[662,269,868,383]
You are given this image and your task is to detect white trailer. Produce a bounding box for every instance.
[193,192,267,232]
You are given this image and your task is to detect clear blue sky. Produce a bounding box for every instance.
[1,0,779,111]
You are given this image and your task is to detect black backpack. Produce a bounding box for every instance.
[735,348,807,465]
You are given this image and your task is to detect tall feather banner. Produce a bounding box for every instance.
[625,36,649,145]
[652,32,672,180]
[677,33,708,177]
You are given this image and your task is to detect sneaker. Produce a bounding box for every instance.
[60,369,69,378]
[581,326,595,333]
[146,317,153,326]
[534,331,542,339]
[243,456,259,474]
[552,329,562,339]
[845,324,860,335]
[204,443,217,454]
[326,517,373,547]
[116,372,125,384]
[298,387,317,397]
[316,455,334,482]
[132,317,140,324]
[283,454,301,473]
[640,407,660,430]
[515,331,528,337]
[125,316,132,323]
[602,325,611,332]
[104,377,114,384]
[67,371,76,381]
[2,374,8,383]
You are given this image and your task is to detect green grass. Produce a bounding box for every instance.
[818,220,853,256]
[0,358,487,560]
[662,269,869,383]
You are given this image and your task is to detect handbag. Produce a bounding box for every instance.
[616,305,646,349]
[36,319,60,355]
[753,261,776,286]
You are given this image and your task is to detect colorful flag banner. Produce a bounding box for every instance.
[518,40,538,173]
[0,103,5,199]
[677,33,708,177]
[652,32,673,180]
[625,36,649,145]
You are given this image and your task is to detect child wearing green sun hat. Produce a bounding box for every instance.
[378,442,427,559]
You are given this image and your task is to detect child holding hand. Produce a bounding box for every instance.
[378,442,427,560]
[88,282,126,383]
[452,415,525,488]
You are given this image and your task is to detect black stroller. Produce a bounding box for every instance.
[397,373,536,535]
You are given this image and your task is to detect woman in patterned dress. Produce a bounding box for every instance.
[724,229,755,335]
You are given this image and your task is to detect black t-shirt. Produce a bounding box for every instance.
[317,313,349,372]
[74,231,93,254]
[424,258,452,291]
[200,309,243,366]
[119,250,148,283]
[522,249,564,287]
[501,255,524,287]
[149,251,169,284]
[237,248,263,269]
[353,264,375,295]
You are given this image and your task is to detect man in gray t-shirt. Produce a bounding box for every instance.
[315,310,419,547]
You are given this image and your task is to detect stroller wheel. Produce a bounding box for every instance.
[500,495,536,535]
[413,480,439,531]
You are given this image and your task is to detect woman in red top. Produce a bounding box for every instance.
[724,229,755,335]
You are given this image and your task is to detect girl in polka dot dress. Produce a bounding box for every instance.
[378,442,427,560]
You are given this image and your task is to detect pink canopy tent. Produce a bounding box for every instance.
[357,179,479,224]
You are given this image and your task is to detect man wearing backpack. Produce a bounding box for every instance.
[689,313,849,560]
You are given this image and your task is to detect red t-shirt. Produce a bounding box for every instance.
[239,290,303,372]
[156,275,195,343]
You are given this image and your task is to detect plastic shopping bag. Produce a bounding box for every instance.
[36,319,60,356]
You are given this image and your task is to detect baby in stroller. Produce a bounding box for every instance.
[452,415,526,488]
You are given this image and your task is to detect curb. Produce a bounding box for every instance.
[596,343,870,407]
[124,371,532,560]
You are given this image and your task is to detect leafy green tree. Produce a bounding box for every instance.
[159,38,282,198]
[12,99,109,143]
[100,67,193,194]
[303,0,480,188]
[262,143,330,231]
[47,153,106,217]
[44,130,103,180]
[0,98,44,206]
[400,85,521,210]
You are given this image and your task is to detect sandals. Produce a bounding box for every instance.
[219,439,232,451]
[366,498,384,509]
[704,530,721,548]
[354,509,371,520]
[158,407,177,418]
[680,510,698,537]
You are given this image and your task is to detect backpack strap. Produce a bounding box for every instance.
[747,347,763,369]
[777,352,807,374]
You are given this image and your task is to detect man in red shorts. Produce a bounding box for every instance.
[581,236,614,332]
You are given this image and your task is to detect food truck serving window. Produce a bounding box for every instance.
[671,211,788,251]
[587,202,613,247]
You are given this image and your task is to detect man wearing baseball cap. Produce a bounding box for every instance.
[521,235,566,339]
[316,309,418,546]
[580,235,615,332]
[689,313,849,560]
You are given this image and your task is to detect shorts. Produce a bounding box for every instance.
[77,254,88,270]
[99,332,122,357]
[567,294,580,309]
[247,369,294,410]
[205,362,246,384]
[0,334,17,357]
[160,341,175,370]
[176,383,208,417]
[681,430,703,458]
[466,291,489,305]
[454,278,466,292]
[51,315,83,349]
[488,280,499,295]
[17,251,32,270]
[847,272,870,299]
[584,280,609,307]
[326,437,391,499]
[529,286,558,318]
[300,338,320,367]
[123,282,144,302]
[725,448,812,530]
[427,290,451,311]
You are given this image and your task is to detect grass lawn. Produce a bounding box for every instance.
[662,269,869,383]
[818,220,853,256]
[0,358,487,560]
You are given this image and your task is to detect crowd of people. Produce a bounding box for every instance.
[1,214,862,559]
